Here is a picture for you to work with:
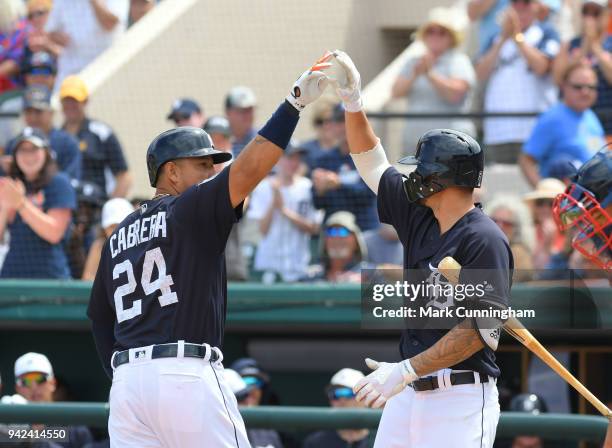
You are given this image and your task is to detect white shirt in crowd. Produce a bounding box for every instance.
[483,23,560,145]
[248,176,322,282]
[45,0,129,88]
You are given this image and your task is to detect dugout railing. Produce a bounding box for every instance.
[0,403,608,442]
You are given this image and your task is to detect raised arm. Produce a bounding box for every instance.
[330,50,391,194]
[229,54,332,207]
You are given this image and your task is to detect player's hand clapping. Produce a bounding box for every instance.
[286,52,333,112]
[328,50,363,112]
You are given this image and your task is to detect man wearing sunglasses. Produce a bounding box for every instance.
[13,352,94,446]
[166,98,206,128]
[520,63,605,187]
[303,368,370,448]
[328,50,512,448]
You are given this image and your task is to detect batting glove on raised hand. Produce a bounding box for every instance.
[329,50,363,112]
[286,52,333,112]
[353,358,418,408]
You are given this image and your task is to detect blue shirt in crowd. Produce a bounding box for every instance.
[231,128,257,158]
[311,146,378,231]
[523,103,605,177]
[1,173,76,279]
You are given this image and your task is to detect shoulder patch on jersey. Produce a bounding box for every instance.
[88,121,112,142]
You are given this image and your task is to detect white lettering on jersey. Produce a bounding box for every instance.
[110,211,168,258]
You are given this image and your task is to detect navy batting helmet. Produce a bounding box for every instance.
[509,393,547,415]
[146,127,232,187]
[399,129,484,203]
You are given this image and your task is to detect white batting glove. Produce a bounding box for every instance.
[353,358,418,408]
[330,50,363,112]
[286,52,333,112]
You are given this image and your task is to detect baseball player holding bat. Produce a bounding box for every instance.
[87,53,332,447]
[328,50,513,447]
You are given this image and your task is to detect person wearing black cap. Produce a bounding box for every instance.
[4,85,81,181]
[20,50,57,90]
[167,97,206,128]
[0,127,76,278]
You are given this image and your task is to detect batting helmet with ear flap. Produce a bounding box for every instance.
[399,129,484,203]
[146,127,232,187]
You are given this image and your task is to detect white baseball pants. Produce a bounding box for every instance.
[108,348,250,448]
[373,369,500,448]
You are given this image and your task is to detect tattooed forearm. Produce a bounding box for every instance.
[410,320,485,377]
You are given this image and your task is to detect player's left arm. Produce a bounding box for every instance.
[228,54,332,208]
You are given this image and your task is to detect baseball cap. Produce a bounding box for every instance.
[166,98,201,120]
[329,368,365,389]
[14,353,54,378]
[23,84,52,110]
[70,179,105,206]
[203,115,231,137]
[101,198,134,229]
[523,178,567,202]
[230,357,270,385]
[60,75,89,102]
[21,51,56,76]
[13,127,50,150]
[224,369,252,402]
[582,0,607,7]
[225,86,257,109]
[331,103,345,122]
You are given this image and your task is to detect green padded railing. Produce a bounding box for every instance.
[0,403,607,442]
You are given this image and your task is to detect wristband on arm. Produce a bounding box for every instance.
[258,100,300,150]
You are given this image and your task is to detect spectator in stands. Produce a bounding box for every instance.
[0,128,75,279]
[166,97,206,128]
[523,178,566,269]
[13,352,94,446]
[4,85,81,180]
[301,99,338,170]
[316,211,368,283]
[476,0,560,164]
[363,223,403,267]
[24,0,60,58]
[60,75,131,198]
[248,144,321,283]
[554,0,612,136]
[486,194,535,281]
[225,86,257,157]
[520,63,605,187]
[129,0,155,26]
[204,116,248,281]
[66,180,105,279]
[391,7,476,152]
[508,393,547,448]
[21,49,56,89]
[0,0,27,94]
[230,358,278,406]
[45,0,129,88]
[82,197,133,280]
[311,106,378,231]
[468,0,510,54]
[303,368,369,448]
[225,369,285,448]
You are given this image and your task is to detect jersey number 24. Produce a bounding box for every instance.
[113,247,178,323]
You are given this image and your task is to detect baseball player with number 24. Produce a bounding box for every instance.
[87,54,333,447]
[329,50,513,447]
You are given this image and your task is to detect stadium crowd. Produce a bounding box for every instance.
[0,0,611,446]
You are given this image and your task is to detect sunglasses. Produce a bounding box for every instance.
[581,5,604,17]
[173,113,192,123]
[314,118,332,126]
[242,376,264,389]
[328,387,356,401]
[326,227,351,238]
[16,372,49,388]
[28,10,48,19]
[569,82,597,92]
[425,26,449,37]
[492,217,516,228]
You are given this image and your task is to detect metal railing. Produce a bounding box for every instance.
[0,403,608,442]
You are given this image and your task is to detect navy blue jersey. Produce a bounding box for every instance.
[378,167,513,377]
[87,167,242,376]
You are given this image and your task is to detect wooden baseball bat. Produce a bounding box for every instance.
[437,256,612,418]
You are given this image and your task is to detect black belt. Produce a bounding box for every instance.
[411,372,489,392]
[112,343,220,369]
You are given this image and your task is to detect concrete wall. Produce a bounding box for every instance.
[80,0,448,197]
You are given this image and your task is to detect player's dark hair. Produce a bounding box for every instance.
[561,61,596,84]
[9,145,58,193]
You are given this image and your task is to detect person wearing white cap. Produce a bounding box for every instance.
[303,368,370,448]
[81,197,134,280]
[14,352,55,403]
[225,85,258,158]
[224,369,284,448]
